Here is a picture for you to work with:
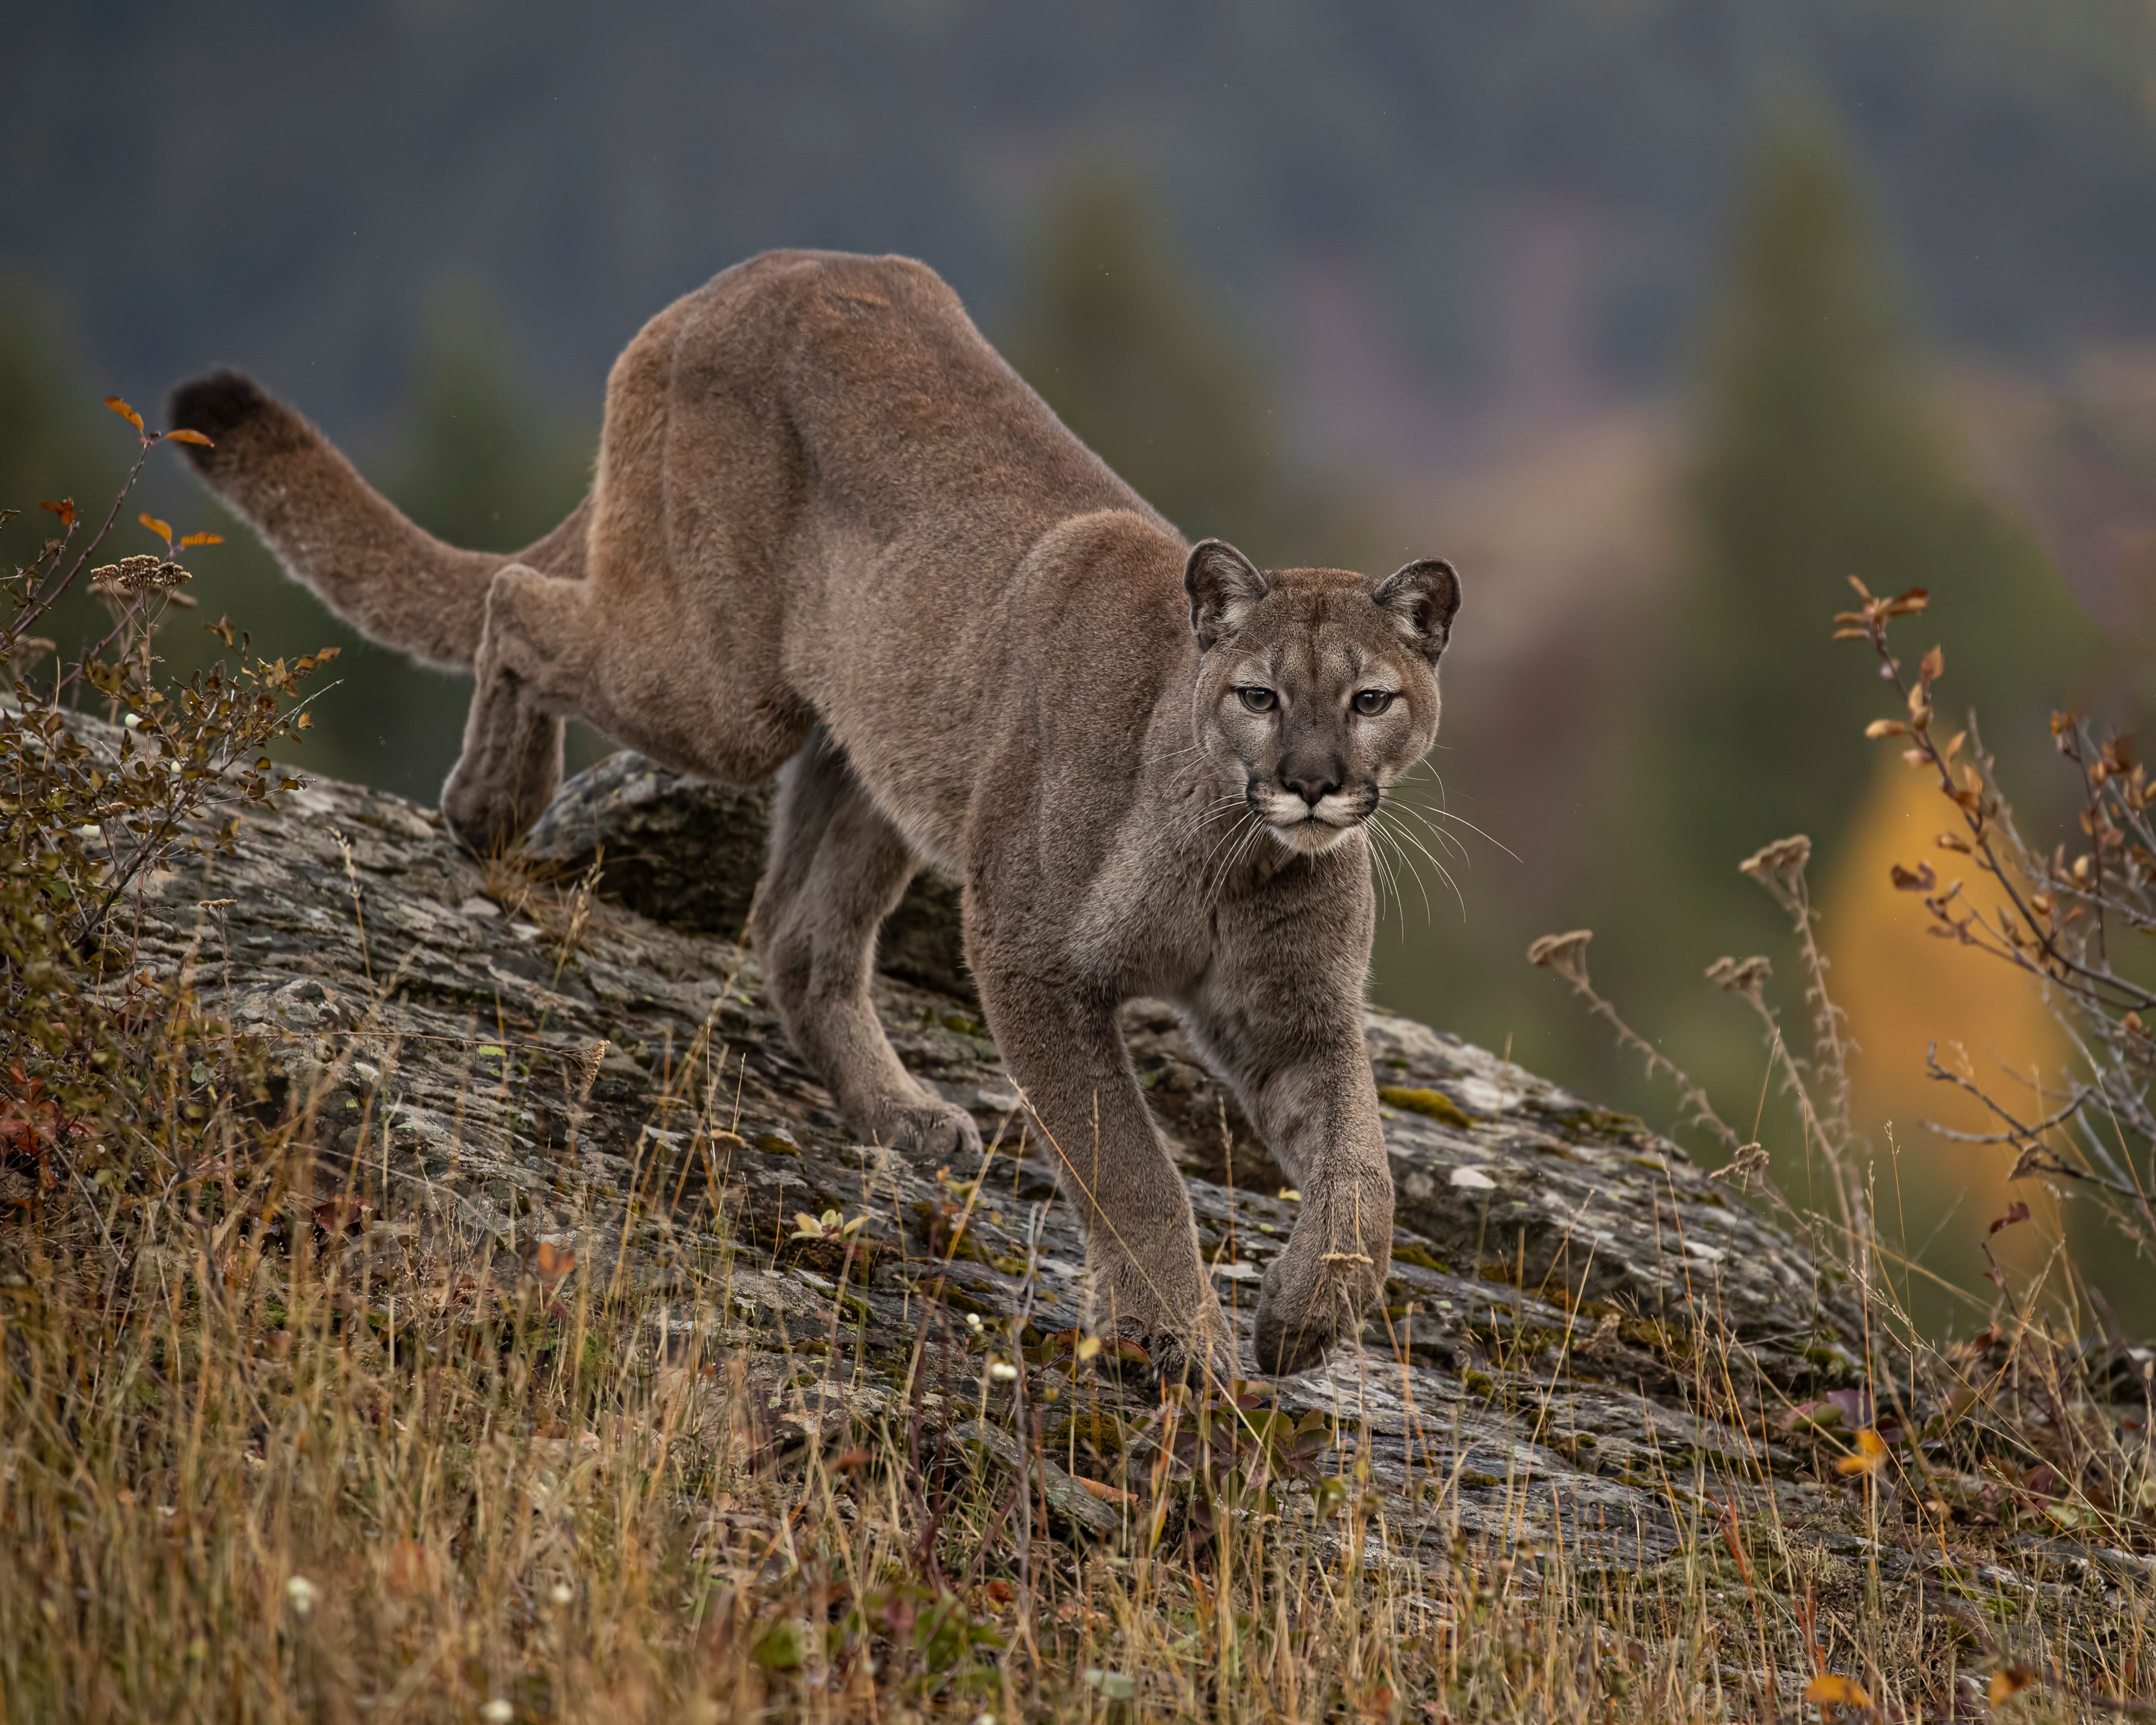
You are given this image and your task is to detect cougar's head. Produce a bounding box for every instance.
[1185,539,1459,855]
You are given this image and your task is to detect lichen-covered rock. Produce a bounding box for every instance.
[522,750,973,1003]
[117,744,1866,1571]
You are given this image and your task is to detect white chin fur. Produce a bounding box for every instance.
[1267,818,1354,854]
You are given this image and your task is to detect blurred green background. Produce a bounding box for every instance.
[8,2,2156,1329]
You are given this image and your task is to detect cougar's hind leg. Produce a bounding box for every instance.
[751,732,983,1161]
[441,563,593,856]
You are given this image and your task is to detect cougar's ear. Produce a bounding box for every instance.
[1184,540,1269,651]
[1371,558,1460,663]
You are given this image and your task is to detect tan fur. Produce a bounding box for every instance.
[171,249,1461,1378]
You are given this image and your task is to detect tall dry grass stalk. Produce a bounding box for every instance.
[0,414,2151,1723]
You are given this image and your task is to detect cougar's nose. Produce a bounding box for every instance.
[1279,756,1344,808]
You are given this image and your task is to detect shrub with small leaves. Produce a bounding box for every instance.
[1,399,333,1183]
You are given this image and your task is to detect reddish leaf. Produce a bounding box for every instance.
[38,498,76,528]
[312,1196,374,1237]
[1988,1201,2031,1236]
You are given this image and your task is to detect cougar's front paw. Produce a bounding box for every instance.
[877,1097,983,1162]
[1090,1248,1239,1389]
[1252,1171,1392,1377]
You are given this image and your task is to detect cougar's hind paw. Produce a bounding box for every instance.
[883,1098,982,1162]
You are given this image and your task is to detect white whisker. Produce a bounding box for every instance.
[1364,818,1423,929]
[1387,782,1519,862]
[1373,806,1467,920]
[1380,795,1473,863]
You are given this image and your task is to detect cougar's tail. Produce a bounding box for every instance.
[167,370,589,670]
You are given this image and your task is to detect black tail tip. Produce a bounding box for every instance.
[166,369,272,470]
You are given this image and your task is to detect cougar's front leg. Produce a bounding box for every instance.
[751,735,982,1161]
[970,965,1234,1383]
[442,564,582,856]
[1183,996,1394,1376]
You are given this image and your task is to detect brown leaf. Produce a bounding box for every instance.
[1864,719,1907,740]
[178,530,223,548]
[312,1196,373,1236]
[1988,1201,2031,1236]
[38,498,76,528]
[162,427,215,448]
[138,513,173,549]
[535,1240,576,1285]
[1889,862,1936,892]
[1919,644,1944,685]
[103,395,144,433]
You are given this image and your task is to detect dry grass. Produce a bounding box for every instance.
[0,961,2150,1724]
[4,422,2155,1724]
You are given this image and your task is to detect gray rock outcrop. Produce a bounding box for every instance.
[121,746,1868,1570]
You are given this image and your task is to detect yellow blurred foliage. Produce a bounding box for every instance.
[1822,755,2065,1258]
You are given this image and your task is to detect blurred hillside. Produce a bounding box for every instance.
[11,1,2156,439]
[6,2,2155,1329]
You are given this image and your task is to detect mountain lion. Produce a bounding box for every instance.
[169,248,1461,1378]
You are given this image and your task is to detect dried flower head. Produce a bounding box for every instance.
[1739,835,1812,880]
[1709,1141,1772,1191]
[1705,954,1774,1000]
[89,554,191,598]
[1738,835,1815,915]
[1526,929,1594,984]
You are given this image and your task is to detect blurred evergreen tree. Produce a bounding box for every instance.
[390,293,593,553]
[1662,118,2092,877]
[1006,177,1348,568]
[1582,114,2100,1157]
[0,313,114,547]
[0,308,124,669]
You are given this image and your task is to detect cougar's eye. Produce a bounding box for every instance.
[1352,689,1397,717]
[1235,686,1279,714]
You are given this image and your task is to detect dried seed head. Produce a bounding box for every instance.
[89,555,191,596]
[1705,954,1773,997]
[1739,835,1812,880]
[1526,929,1594,984]
[1709,1141,1772,1190]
